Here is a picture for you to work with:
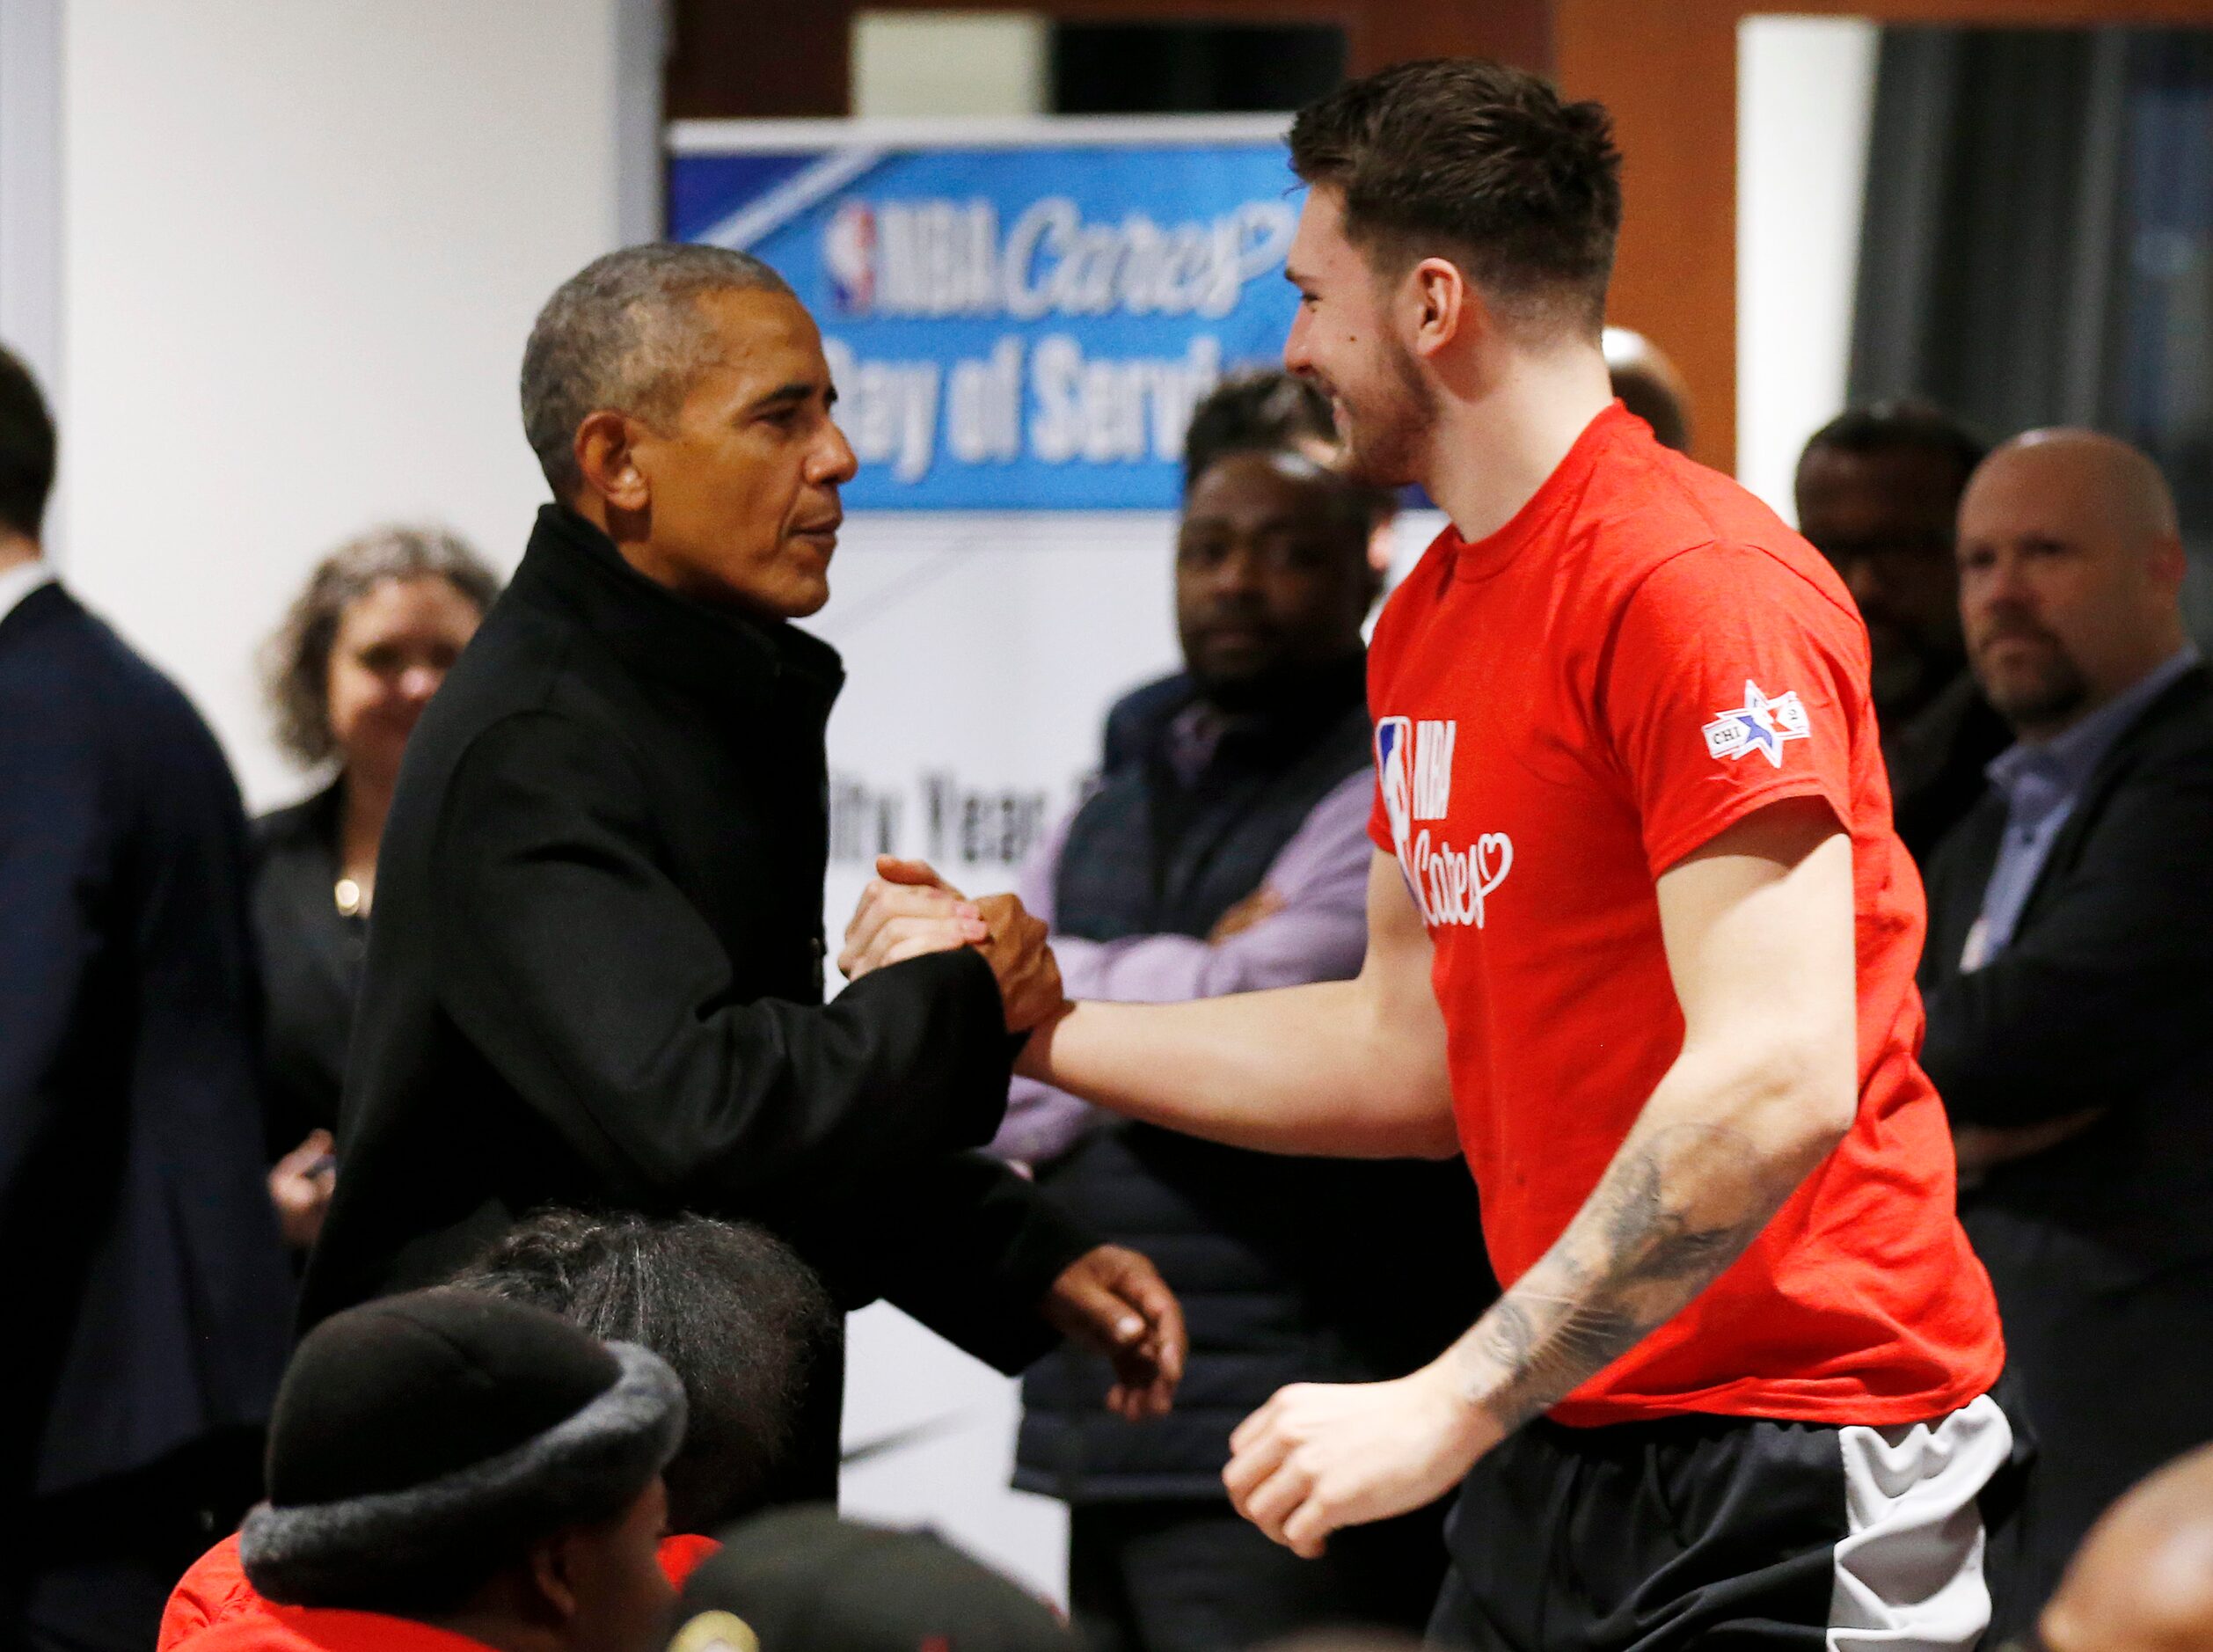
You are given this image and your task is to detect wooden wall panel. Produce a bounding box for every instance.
[665,0,1552,121]
[1552,6,1738,470]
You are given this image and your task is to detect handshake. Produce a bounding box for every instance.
[837,855,1068,1034]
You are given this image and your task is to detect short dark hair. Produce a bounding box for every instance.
[263,525,501,769]
[0,347,56,539]
[1182,370,1394,536]
[447,1210,834,1534]
[1183,370,1338,486]
[1289,58,1623,336]
[1800,399,1990,491]
[520,243,795,498]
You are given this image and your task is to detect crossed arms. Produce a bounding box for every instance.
[845,794,1858,1553]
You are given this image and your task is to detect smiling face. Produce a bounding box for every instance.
[1282,187,1435,491]
[326,574,485,790]
[617,288,858,620]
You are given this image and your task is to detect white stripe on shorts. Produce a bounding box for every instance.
[1827,1393,2012,1650]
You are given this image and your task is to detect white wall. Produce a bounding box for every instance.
[1736,15,1879,520]
[1,0,64,408]
[60,0,656,809]
[853,11,1049,118]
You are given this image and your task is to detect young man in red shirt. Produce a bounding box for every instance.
[847,58,2019,1649]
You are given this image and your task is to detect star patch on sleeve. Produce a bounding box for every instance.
[1701,680,1810,768]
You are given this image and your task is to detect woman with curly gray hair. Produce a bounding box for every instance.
[254,525,499,1248]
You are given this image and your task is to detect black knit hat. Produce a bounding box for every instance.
[240,1287,686,1607]
[668,1507,1075,1652]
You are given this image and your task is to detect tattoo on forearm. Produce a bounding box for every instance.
[1456,1120,1788,1435]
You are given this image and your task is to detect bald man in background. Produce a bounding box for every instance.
[1601,326,1691,453]
[2037,1444,2213,1652]
[1917,429,2213,1615]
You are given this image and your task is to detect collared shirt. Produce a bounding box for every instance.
[0,556,55,625]
[1964,643,2202,969]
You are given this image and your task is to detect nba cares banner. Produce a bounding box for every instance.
[667,116,1302,508]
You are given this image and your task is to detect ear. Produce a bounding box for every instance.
[1404,256,1473,361]
[2150,530,2189,596]
[573,410,653,515]
[526,1532,583,1627]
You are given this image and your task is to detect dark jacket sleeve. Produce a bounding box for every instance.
[428,710,1014,1204]
[0,708,103,1235]
[867,1150,1099,1372]
[1920,744,2213,1128]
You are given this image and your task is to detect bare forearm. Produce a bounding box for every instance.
[1023,983,1457,1159]
[1441,1051,1847,1434]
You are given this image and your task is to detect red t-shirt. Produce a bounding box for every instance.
[157,1531,723,1652]
[1366,403,2005,1428]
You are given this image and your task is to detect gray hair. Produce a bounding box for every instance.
[264,524,500,769]
[519,242,795,497]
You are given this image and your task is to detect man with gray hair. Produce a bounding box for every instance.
[300,244,1187,1498]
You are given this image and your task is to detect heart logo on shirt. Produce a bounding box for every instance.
[1475,833,1514,896]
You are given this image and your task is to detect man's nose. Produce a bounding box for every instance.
[1282,310,1313,376]
[1205,541,1268,597]
[1971,550,2034,614]
[816,419,859,486]
[1841,554,1886,614]
[398,665,442,701]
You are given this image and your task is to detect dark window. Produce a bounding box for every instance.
[1050,24,1345,114]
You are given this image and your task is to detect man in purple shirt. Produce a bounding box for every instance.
[995,766,1373,1166]
[991,374,1491,1652]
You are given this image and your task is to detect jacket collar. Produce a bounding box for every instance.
[0,557,56,626]
[2010,662,2209,930]
[507,505,844,713]
[0,570,70,646]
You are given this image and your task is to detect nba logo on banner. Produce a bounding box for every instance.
[823,201,877,315]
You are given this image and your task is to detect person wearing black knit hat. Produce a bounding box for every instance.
[668,1509,1074,1652]
[194,1289,685,1652]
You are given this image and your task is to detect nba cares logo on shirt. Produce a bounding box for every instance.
[1376,716,1513,929]
[1701,681,1810,769]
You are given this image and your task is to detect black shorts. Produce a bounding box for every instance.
[1427,1389,2033,1651]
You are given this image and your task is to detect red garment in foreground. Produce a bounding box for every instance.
[1364,400,2005,1429]
[157,1531,722,1652]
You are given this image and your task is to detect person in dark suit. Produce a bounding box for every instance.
[299,245,1186,1498]
[252,525,500,1251]
[0,347,293,1651]
[1917,428,2213,1613]
[1796,401,2012,864]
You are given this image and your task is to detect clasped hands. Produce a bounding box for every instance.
[841,857,1486,1543]
[837,855,1068,1034]
[840,855,1183,1418]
